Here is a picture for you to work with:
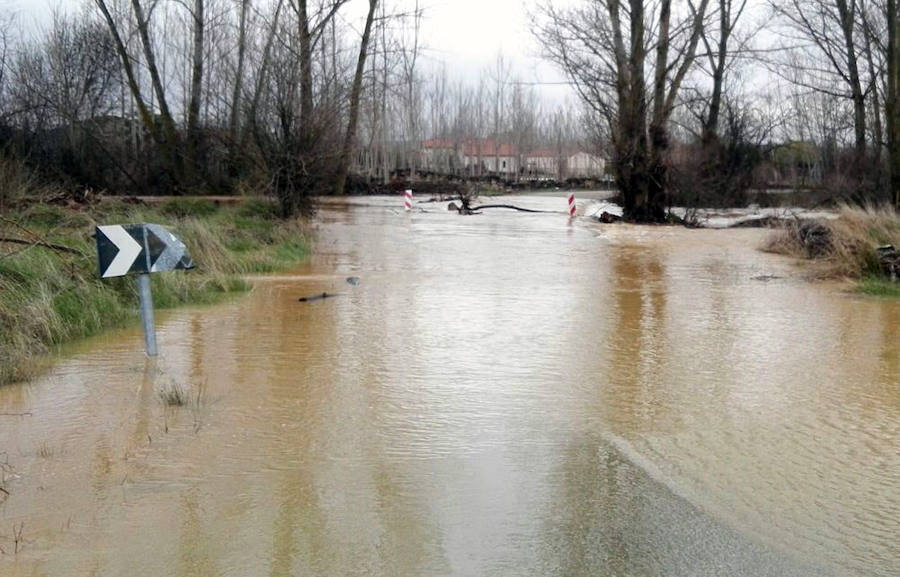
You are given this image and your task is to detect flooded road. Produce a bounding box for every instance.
[1,195,898,576]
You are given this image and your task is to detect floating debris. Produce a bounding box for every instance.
[298,292,343,303]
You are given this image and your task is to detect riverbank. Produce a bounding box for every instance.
[0,197,309,386]
[763,205,899,296]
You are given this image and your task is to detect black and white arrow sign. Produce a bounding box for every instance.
[96,224,195,278]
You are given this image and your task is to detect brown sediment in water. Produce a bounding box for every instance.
[0,195,897,576]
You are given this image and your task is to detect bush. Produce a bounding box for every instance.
[763,205,900,279]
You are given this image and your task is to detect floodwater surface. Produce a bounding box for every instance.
[1,195,898,576]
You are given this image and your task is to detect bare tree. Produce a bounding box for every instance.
[700,0,750,144]
[768,0,872,177]
[537,0,710,221]
[888,0,900,206]
[334,0,378,195]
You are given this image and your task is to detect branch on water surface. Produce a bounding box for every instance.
[298,292,344,302]
[470,204,555,213]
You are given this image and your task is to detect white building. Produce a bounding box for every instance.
[422,139,604,180]
[524,149,605,180]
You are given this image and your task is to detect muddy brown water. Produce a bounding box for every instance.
[1,195,897,576]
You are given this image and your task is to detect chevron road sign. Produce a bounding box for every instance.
[95,224,195,356]
[96,224,194,278]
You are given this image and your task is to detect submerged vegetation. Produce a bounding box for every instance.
[764,206,900,291]
[859,276,900,298]
[0,191,309,386]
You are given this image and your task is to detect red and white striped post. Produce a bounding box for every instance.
[567,193,576,217]
[403,189,413,211]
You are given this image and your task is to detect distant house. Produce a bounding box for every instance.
[421,138,519,177]
[566,151,605,179]
[421,138,460,174]
[460,139,519,176]
[421,138,603,180]
[524,149,605,180]
[524,149,562,179]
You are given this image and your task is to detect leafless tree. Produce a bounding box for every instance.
[537,0,711,221]
[333,0,377,195]
[768,0,874,181]
[887,0,900,206]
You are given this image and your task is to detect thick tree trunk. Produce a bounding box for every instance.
[889,0,900,207]
[618,0,651,220]
[611,0,708,222]
[298,0,314,134]
[333,0,377,196]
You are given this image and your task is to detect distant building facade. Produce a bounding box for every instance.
[421,138,604,180]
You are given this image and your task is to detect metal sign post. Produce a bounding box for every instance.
[136,274,158,356]
[95,223,194,356]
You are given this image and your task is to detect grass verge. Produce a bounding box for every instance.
[858,276,900,298]
[763,204,899,293]
[0,196,309,385]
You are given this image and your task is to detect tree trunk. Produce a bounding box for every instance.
[889,0,900,207]
[229,0,249,146]
[861,1,883,154]
[94,0,157,146]
[701,0,734,144]
[298,0,313,134]
[623,0,652,220]
[835,0,867,164]
[246,0,283,147]
[334,0,377,196]
[130,0,184,189]
[186,0,205,188]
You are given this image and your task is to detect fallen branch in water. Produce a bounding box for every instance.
[298,292,344,303]
[469,204,554,213]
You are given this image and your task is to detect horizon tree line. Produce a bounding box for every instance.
[0,0,896,220]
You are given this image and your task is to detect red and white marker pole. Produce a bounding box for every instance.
[567,193,576,217]
[404,189,413,211]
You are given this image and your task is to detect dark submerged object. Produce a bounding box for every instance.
[298,292,343,303]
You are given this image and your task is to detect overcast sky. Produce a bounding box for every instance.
[400,0,572,96]
[6,0,576,103]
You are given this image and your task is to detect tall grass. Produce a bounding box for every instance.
[763,205,900,280]
[0,196,309,385]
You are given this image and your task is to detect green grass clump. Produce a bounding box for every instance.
[858,276,900,298]
[237,198,280,219]
[160,198,221,218]
[0,196,310,385]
